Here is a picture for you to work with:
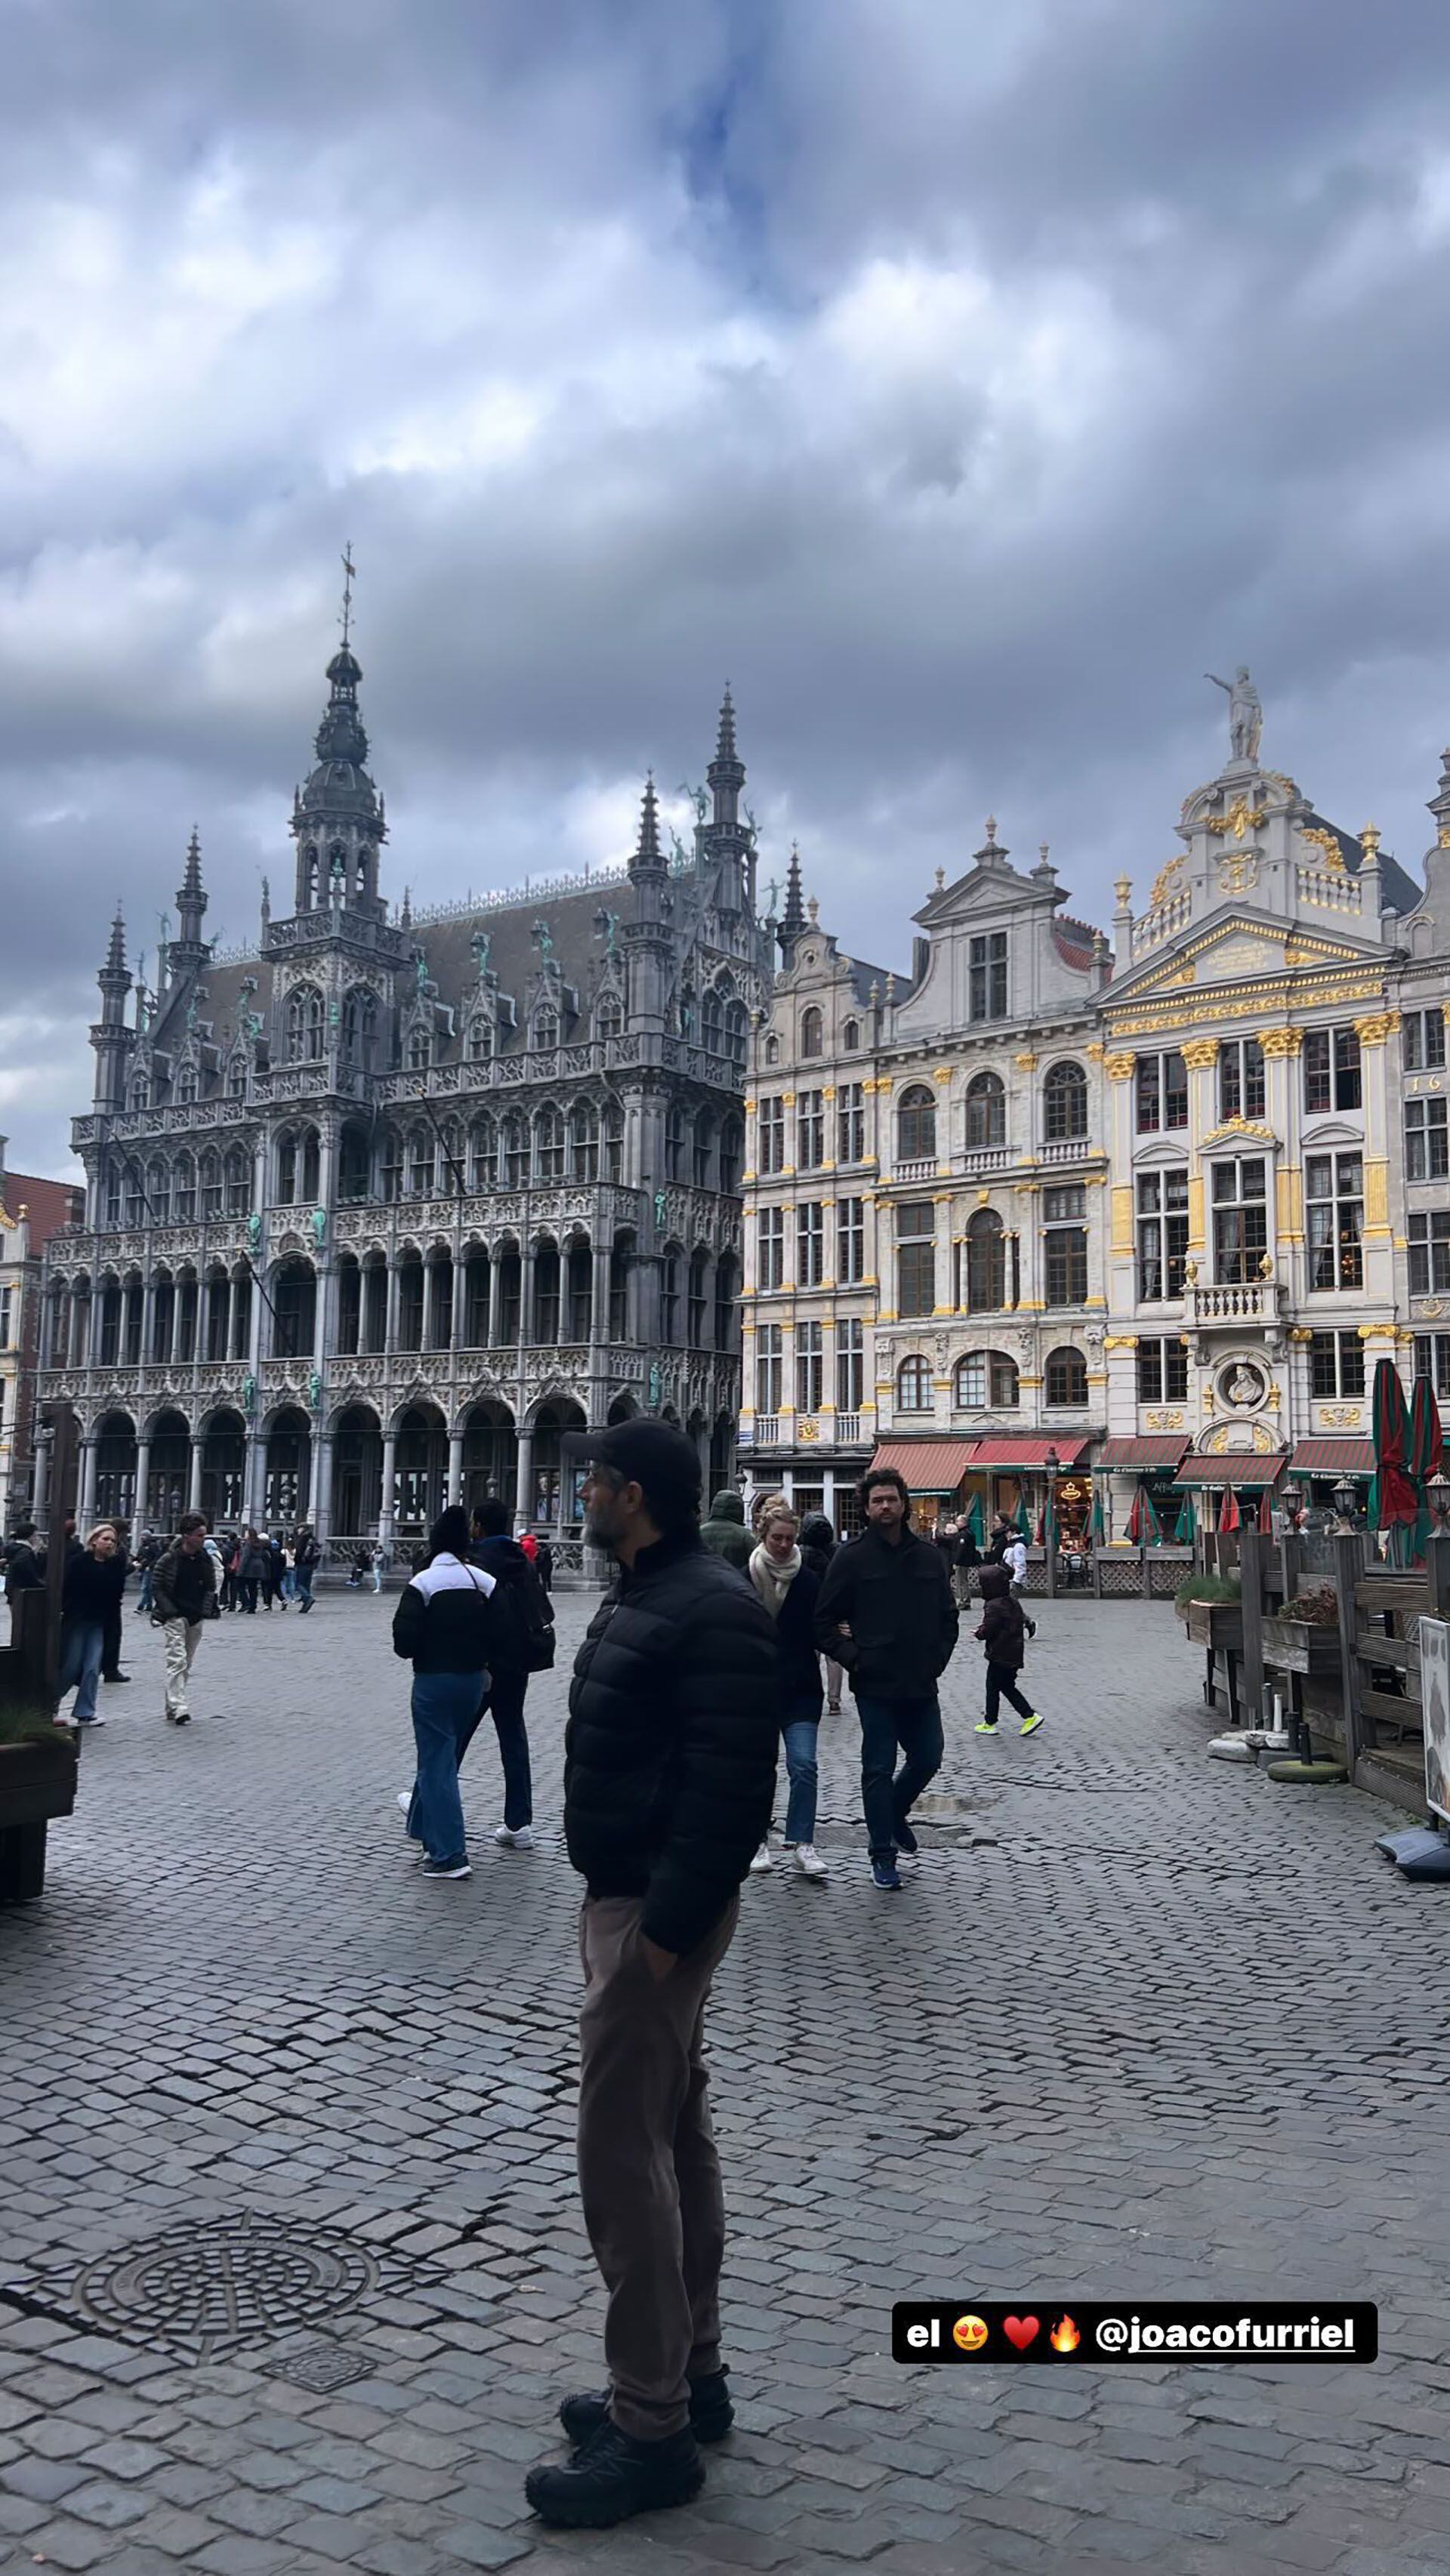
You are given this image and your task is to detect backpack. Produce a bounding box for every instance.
[477,1546,555,1673]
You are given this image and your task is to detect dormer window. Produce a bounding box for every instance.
[968,932,1007,1021]
[535,1003,560,1051]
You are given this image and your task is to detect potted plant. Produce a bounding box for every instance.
[1174,1570,1245,1653]
[1261,1585,1343,1676]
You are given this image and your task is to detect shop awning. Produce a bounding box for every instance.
[1288,1437,1374,1477]
[1095,1436,1192,1471]
[966,1436,1091,1470]
[1171,1452,1288,1489]
[868,1440,978,1493]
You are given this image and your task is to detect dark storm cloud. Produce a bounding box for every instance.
[4,0,1450,1172]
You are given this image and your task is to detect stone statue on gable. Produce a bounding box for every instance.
[1206,666,1263,765]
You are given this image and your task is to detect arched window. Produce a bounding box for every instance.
[199,1152,222,1219]
[665,1106,686,1181]
[276,1132,298,1203]
[1043,1060,1088,1142]
[897,1083,936,1162]
[693,1111,715,1190]
[842,1018,860,1052]
[287,983,324,1064]
[965,1070,1006,1148]
[224,1149,249,1216]
[764,1032,780,1065]
[965,1208,1005,1311]
[408,1022,432,1072]
[702,988,724,1055]
[300,1128,320,1203]
[801,1006,824,1060]
[303,844,319,907]
[467,1011,494,1062]
[954,1350,1019,1410]
[176,1061,199,1105]
[1045,1345,1088,1407]
[469,1118,497,1191]
[604,1104,624,1182]
[534,1002,560,1051]
[342,986,377,1065]
[339,1126,371,1201]
[128,1071,149,1112]
[596,988,624,1042]
[146,1157,171,1225]
[380,1131,403,1203]
[720,1117,743,1195]
[569,1102,599,1181]
[227,1051,246,1098]
[535,1105,566,1181]
[896,1355,932,1412]
[725,1000,748,1068]
[408,1128,435,1197]
[174,1154,196,1222]
[504,1117,528,1188]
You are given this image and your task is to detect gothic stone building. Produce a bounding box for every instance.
[37,638,770,1554]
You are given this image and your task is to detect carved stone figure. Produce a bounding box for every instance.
[1226,1362,1265,1408]
[246,1213,262,1256]
[1206,666,1263,764]
[310,1206,327,1249]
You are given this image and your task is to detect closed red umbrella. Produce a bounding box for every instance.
[1125,1489,1143,1544]
[1217,1483,1240,1536]
[1257,1485,1273,1536]
[1370,1357,1418,1562]
[1409,1373,1444,1561]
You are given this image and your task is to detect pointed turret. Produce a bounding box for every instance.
[778,840,806,962]
[630,772,665,878]
[290,568,387,917]
[169,824,210,975]
[707,682,745,830]
[91,905,134,1112]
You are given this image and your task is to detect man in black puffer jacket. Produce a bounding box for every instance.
[525,1421,778,2536]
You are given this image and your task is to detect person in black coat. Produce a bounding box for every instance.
[797,1511,843,1712]
[465,1497,555,1847]
[100,1526,132,1685]
[526,1420,779,2534]
[58,1524,127,1725]
[746,1505,827,1879]
[392,1505,501,1878]
[814,1466,958,1890]
[973,1564,1045,1736]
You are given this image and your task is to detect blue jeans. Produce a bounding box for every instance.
[856,1693,944,1863]
[58,1619,105,1724]
[137,1568,154,1614]
[782,1718,820,1845]
[456,1666,533,1831]
[408,1669,485,1865]
[294,1565,314,1607]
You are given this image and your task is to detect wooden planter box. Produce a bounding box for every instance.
[0,1734,79,1905]
[1181,1600,1245,1654]
[1260,1616,1341,1677]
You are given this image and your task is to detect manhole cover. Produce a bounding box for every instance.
[261,2340,378,2392]
[5,2215,430,2362]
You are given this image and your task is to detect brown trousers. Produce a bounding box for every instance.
[576,1890,739,2441]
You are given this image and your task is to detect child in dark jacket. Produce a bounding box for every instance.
[973,1564,1044,1736]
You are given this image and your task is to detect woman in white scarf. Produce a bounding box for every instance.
[746,1508,828,1880]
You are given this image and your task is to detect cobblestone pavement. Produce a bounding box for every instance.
[2,1583,1448,2576]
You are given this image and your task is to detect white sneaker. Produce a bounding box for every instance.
[794,1844,828,1879]
[397,1792,412,1816]
[749,1842,773,1872]
[493,1824,534,1850]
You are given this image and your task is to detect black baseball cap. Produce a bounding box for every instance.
[565,1419,702,1526]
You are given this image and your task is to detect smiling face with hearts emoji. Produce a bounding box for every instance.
[1002,2314,1041,2352]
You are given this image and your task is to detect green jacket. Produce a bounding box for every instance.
[699,1490,754,1570]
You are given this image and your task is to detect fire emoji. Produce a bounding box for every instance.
[1050,2314,1081,2355]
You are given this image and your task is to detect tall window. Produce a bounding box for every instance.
[1405,1097,1448,1182]
[571,1104,600,1181]
[842,1018,860,1052]
[597,991,624,1042]
[1045,1347,1088,1407]
[1414,1333,1450,1397]
[504,1119,528,1188]
[176,1063,199,1105]
[287,984,324,1063]
[796,1089,825,1169]
[757,1321,783,1414]
[1219,1038,1266,1122]
[277,1135,298,1204]
[665,1107,686,1180]
[795,1321,824,1413]
[964,1208,1005,1311]
[224,1151,249,1216]
[688,1249,708,1346]
[1211,1157,1268,1283]
[199,1154,222,1219]
[701,988,723,1056]
[1310,1330,1365,1398]
[838,1198,865,1283]
[1136,1050,1188,1134]
[837,1083,865,1164]
[896,1084,936,1162]
[661,1248,681,1343]
[954,1350,1018,1409]
[1306,1152,1363,1291]
[965,1070,1005,1148]
[408,1129,435,1198]
[1403,1008,1447,1070]
[1043,1186,1088,1307]
[1137,1337,1188,1403]
[534,1003,560,1050]
[720,1119,742,1194]
[343,987,377,1065]
[757,1206,784,1291]
[896,1202,936,1317]
[1303,1025,1361,1114]
[105,1164,122,1226]
[535,1107,566,1181]
[1408,1211,1450,1294]
[693,1113,715,1188]
[836,1317,864,1413]
[407,1025,432,1072]
[467,1012,494,1062]
[896,1355,932,1410]
[1043,1061,1088,1141]
[759,1098,785,1173]
[174,1156,196,1221]
[797,1201,825,1287]
[969,931,1007,1021]
[801,1006,824,1059]
[1136,1169,1189,1301]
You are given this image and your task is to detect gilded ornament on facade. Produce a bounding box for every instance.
[1217,849,1259,895]
[1205,794,1260,843]
[1104,1052,1137,1081]
[1148,855,1186,908]
[1352,1013,1397,1047]
[1299,827,1346,874]
[1180,1038,1220,1069]
[1256,1026,1303,1057]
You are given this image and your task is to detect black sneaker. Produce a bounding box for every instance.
[895,1820,919,1857]
[559,2370,733,2451]
[526,2420,704,2529]
[103,1671,131,1684]
[421,1856,470,1880]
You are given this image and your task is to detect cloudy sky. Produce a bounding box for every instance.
[5,0,1450,1176]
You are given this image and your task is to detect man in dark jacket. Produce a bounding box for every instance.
[100,1526,132,1686]
[392,1506,499,1878]
[525,1422,778,2534]
[814,1465,958,1890]
[4,1522,43,1606]
[697,1487,753,1570]
[464,1498,554,1847]
[152,1513,218,1726]
[292,1525,321,1612]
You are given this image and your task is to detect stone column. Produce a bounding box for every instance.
[1257,1025,1304,1306]
[378,1427,397,1550]
[313,1431,334,1545]
[141,1271,158,1368]
[1180,1040,1220,1266]
[592,1242,610,1348]
[520,1245,537,1348]
[450,1255,467,1352]
[187,1432,204,1515]
[78,1437,97,1524]
[514,1424,535,1529]
[447,1428,464,1505]
[245,1428,266,1529]
[133,1435,152,1527]
[384,1260,400,1352]
[1354,1012,1398,1293]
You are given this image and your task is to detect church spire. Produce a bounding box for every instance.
[91,904,134,1111]
[291,562,386,918]
[172,824,208,964]
[630,772,665,878]
[102,906,128,984]
[707,682,745,829]
[778,840,806,961]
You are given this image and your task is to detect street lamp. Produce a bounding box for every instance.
[1331,1475,1359,1530]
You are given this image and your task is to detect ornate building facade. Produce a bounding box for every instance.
[742,686,1449,1537]
[36,630,770,1553]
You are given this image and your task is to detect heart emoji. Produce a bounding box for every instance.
[1003,2315,1040,2352]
